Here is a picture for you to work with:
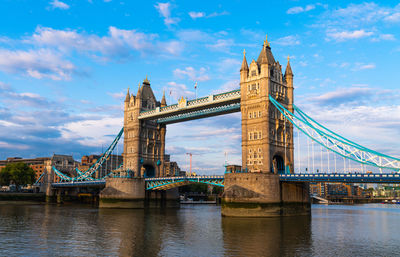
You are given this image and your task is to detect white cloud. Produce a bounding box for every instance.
[0,48,75,80]
[274,35,300,46]
[173,67,210,82]
[30,26,154,57]
[107,91,124,100]
[353,63,376,71]
[287,5,315,14]
[379,34,395,41]
[212,80,239,94]
[326,29,373,41]
[311,87,372,105]
[158,40,183,55]
[188,11,228,19]
[207,11,229,18]
[165,81,195,101]
[188,11,205,19]
[49,0,69,10]
[300,103,400,158]
[28,26,182,60]
[176,30,211,42]
[154,2,179,26]
[0,141,29,150]
[218,58,241,73]
[384,12,400,22]
[206,39,234,52]
[60,116,122,147]
[318,2,400,30]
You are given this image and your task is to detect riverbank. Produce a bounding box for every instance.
[0,192,45,202]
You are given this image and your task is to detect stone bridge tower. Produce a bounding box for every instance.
[240,36,294,174]
[222,36,309,217]
[123,78,166,177]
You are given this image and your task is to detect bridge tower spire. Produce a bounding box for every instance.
[123,78,166,178]
[284,56,294,113]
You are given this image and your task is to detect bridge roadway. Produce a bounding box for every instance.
[50,173,400,190]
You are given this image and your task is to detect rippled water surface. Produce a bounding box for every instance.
[0,203,400,256]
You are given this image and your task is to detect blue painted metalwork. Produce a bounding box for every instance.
[280,173,400,183]
[34,171,45,185]
[145,175,225,190]
[53,128,124,182]
[73,127,124,180]
[269,95,400,171]
[156,103,240,124]
[52,180,106,188]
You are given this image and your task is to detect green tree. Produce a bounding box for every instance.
[0,163,36,189]
[0,168,11,186]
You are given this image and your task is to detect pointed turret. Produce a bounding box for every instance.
[284,55,293,77]
[285,55,294,113]
[240,49,249,82]
[257,35,275,65]
[137,83,141,96]
[161,90,167,107]
[240,49,249,71]
[125,88,130,102]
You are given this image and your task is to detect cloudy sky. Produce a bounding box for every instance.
[0,0,399,174]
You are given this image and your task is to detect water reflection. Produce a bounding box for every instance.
[222,216,312,257]
[1,203,400,256]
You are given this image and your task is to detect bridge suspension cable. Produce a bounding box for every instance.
[53,127,124,182]
[269,95,400,171]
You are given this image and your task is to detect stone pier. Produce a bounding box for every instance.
[221,173,310,217]
[99,177,146,208]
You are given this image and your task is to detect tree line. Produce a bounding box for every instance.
[0,163,36,189]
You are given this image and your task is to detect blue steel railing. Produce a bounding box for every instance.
[280,173,400,183]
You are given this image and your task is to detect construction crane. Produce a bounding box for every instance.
[186,153,193,175]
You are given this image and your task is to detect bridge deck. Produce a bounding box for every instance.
[280,173,400,183]
[49,173,400,189]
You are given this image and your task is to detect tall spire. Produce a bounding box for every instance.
[285,55,293,76]
[125,87,130,102]
[161,90,166,107]
[137,82,141,96]
[257,34,275,65]
[143,75,150,85]
[240,49,249,71]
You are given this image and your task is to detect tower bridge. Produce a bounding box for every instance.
[41,35,400,217]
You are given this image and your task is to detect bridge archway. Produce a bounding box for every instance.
[272,155,285,174]
[143,164,155,178]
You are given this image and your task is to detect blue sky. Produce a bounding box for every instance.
[0,0,399,174]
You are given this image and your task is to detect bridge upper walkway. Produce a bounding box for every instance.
[138,89,240,124]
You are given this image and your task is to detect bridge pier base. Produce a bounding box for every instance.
[221,173,310,217]
[99,178,146,208]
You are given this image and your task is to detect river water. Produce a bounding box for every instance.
[0,203,399,256]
